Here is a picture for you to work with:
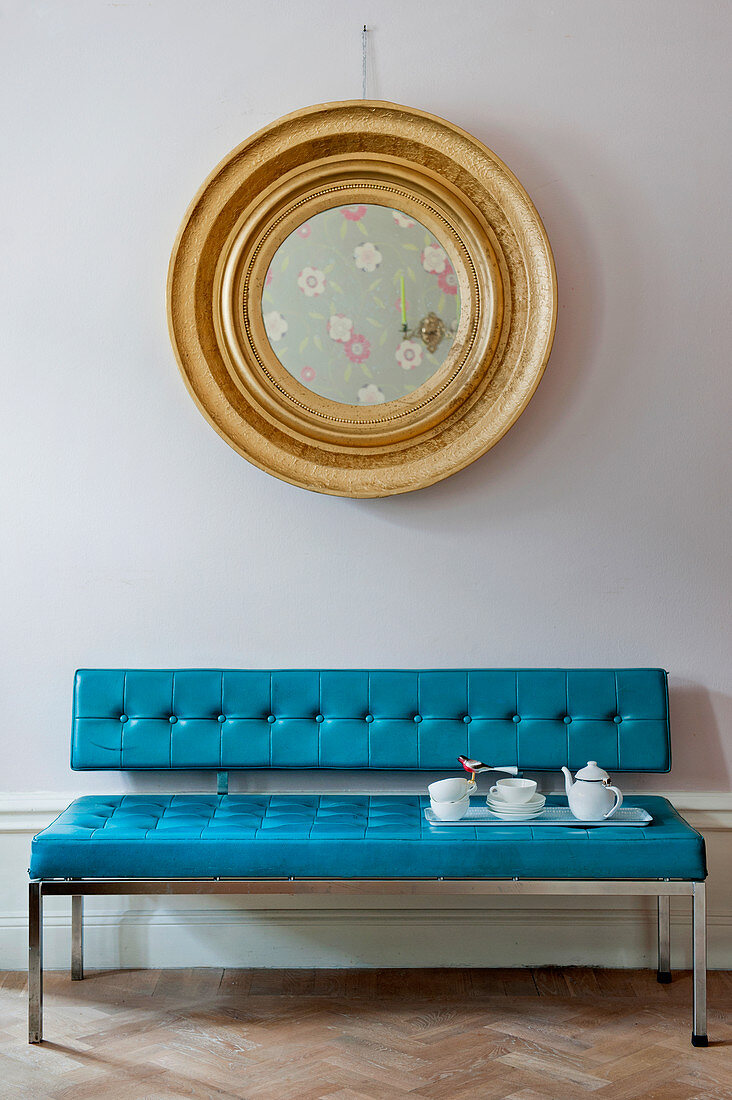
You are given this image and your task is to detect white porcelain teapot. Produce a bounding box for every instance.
[561,761,623,821]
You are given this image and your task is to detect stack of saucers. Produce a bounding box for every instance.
[485,791,546,821]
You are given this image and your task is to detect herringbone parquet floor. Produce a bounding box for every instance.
[0,968,730,1100]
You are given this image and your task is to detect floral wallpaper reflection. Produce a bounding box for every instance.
[259,204,461,406]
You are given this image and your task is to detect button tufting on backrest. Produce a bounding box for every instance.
[70,668,672,773]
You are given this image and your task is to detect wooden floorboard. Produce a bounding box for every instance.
[1,969,730,1099]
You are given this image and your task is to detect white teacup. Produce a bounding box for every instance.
[488,778,537,804]
[430,794,470,821]
[428,777,476,803]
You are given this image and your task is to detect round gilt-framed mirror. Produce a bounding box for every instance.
[167,101,557,497]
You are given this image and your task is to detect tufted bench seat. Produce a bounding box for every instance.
[28,668,708,1047]
[31,793,704,882]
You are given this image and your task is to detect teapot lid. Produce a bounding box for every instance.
[575,760,610,781]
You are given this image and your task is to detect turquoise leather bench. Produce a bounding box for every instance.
[29,668,708,1046]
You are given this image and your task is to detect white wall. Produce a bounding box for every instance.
[1,0,730,968]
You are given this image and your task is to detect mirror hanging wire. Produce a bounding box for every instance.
[362,24,368,99]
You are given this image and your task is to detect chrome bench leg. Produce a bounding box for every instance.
[71,894,84,980]
[28,881,43,1044]
[657,894,671,982]
[692,881,708,1046]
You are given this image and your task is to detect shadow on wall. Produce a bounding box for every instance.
[664,683,731,791]
[336,116,653,526]
[622,683,730,793]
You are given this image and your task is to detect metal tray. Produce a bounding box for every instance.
[424,805,652,828]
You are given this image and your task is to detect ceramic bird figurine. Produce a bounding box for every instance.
[457,756,519,784]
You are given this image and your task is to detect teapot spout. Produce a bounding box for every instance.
[561,766,573,796]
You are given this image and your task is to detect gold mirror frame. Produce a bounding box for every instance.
[168,101,557,497]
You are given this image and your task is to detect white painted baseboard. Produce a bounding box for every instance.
[2,905,732,971]
[1,791,730,970]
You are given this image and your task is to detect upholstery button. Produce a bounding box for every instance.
[364,714,374,723]
[563,716,572,725]
[413,714,422,723]
[169,716,177,724]
[614,715,622,724]
[463,715,471,724]
[512,714,521,723]
[315,714,324,723]
[119,714,128,723]
[217,714,226,723]
[267,715,276,723]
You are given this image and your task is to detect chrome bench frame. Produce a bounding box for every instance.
[28,877,708,1046]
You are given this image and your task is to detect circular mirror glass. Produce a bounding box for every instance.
[260,204,461,406]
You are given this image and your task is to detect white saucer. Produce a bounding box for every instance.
[485,803,545,814]
[486,793,545,812]
[486,797,544,807]
[486,810,544,819]
[486,805,545,820]
[485,805,545,819]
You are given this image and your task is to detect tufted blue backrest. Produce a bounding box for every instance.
[71,669,671,772]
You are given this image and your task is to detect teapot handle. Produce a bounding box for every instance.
[603,783,623,819]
